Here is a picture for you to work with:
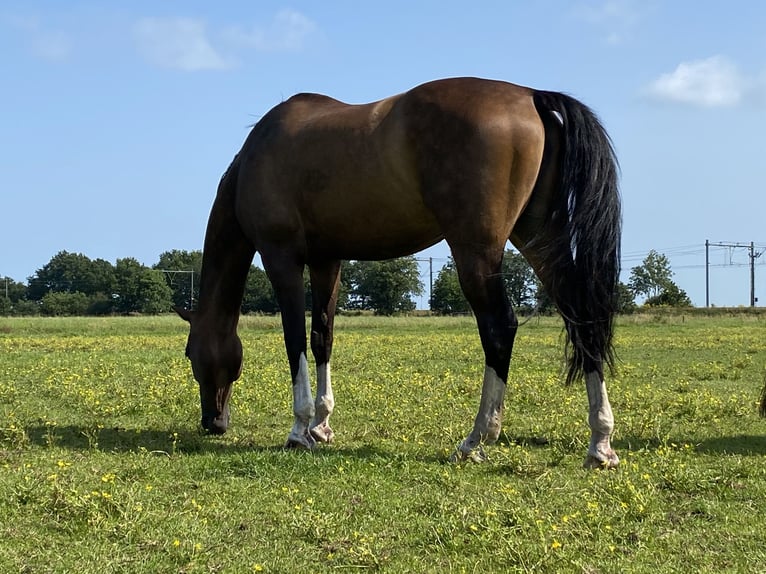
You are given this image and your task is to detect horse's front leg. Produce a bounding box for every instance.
[263,252,316,449]
[285,351,316,449]
[308,260,341,444]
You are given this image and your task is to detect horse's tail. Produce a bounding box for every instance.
[532,90,621,385]
[759,371,766,417]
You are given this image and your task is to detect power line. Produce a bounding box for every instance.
[705,240,763,307]
[414,257,448,310]
[157,269,195,310]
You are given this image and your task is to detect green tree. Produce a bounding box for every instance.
[628,250,673,300]
[154,250,202,309]
[11,300,40,316]
[40,291,90,316]
[346,257,423,315]
[430,258,470,315]
[645,282,692,307]
[242,266,279,314]
[113,258,172,314]
[430,250,540,315]
[501,249,537,311]
[629,250,690,307]
[139,271,174,313]
[335,263,352,311]
[0,277,27,305]
[27,251,114,301]
[303,265,351,313]
[89,258,116,296]
[616,281,637,314]
[533,278,557,315]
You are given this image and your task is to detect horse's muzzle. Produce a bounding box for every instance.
[201,410,230,435]
[200,383,233,435]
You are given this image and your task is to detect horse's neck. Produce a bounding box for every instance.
[196,184,255,332]
[197,264,248,333]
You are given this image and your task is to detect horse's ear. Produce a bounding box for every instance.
[174,306,194,323]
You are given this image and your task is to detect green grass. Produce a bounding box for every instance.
[1,314,765,573]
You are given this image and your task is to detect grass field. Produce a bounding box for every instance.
[1,314,765,573]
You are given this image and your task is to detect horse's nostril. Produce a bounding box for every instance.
[209,420,227,435]
[201,414,229,435]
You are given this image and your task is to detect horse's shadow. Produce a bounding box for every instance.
[23,424,395,461]
[683,435,766,456]
[27,425,765,464]
[614,434,766,457]
[25,424,225,454]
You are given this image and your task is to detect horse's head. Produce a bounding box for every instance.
[176,307,243,435]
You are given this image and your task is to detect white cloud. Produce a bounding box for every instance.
[576,0,642,45]
[224,9,316,52]
[134,17,231,71]
[133,11,316,71]
[646,56,744,108]
[8,15,72,62]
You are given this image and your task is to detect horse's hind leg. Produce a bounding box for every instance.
[583,371,618,469]
[308,260,341,444]
[516,238,619,469]
[262,249,316,449]
[449,245,518,462]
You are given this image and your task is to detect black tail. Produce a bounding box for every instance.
[532,91,621,385]
[759,371,766,417]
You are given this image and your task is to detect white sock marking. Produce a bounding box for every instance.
[289,353,315,441]
[315,362,334,422]
[309,362,335,443]
[585,371,617,465]
[458,366,506,456]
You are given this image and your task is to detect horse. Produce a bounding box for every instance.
[176,77,622,469]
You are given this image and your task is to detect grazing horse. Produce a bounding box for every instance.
[176,77,621,469]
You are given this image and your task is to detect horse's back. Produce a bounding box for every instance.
[235,78,547,260]
[404,77,537,120]
[236,88,442,259]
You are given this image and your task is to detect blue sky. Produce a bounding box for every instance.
[2,1,764,307]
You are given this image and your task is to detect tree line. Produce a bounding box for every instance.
[0,248,689,316]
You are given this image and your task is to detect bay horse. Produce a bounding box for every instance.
[176,77,621,469]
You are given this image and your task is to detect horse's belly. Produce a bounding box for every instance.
[302,184,443,260]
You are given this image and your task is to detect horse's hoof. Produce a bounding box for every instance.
[583,453,619,470]
[450,445,487,464]
[284,433,316,450]
[310,423,334,444]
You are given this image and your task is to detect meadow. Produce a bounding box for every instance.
[1,313,765,573]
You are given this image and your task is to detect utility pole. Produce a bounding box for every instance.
[750,242,762,307]
[429,257,433,310]
[158,269,195,309]
[706,241,762,307]
[705,239,709,307]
